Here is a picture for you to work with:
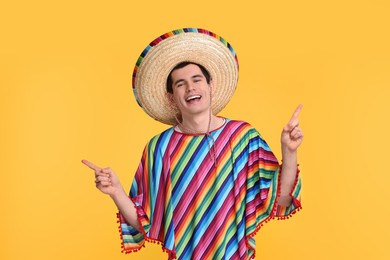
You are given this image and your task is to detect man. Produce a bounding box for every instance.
[82,28,303,259]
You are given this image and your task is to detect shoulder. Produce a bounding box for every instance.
[149,127,175,142]
[224,118,260,136]
[217,119,262,148]
[145,127,175,151]
[224,118,251,129]
[223,118,272,146]
[225,118,275,153]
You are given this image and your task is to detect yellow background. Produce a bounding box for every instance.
[1,0,389,259]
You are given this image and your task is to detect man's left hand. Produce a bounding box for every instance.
[281,104,304,153]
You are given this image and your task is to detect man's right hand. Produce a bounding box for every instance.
[81,159,140,231]
[81,159,124,197]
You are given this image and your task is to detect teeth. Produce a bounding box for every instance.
[186,95,201,101]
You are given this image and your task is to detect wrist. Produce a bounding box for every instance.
[282,147,297,159]
[110,187,127,201]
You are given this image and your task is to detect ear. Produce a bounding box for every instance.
[166,92,174,103]
[165,92,178,110]
[165,92,181,118]
[209,80,215,94]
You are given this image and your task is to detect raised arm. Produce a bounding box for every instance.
[279,104,304,206]
[81,159,140,231]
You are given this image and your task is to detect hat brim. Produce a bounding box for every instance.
[132,28,239,125]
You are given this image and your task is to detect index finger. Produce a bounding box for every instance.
[290,104,303,120]
[81,159,101,171]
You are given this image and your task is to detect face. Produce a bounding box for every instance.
[169,63,213,119]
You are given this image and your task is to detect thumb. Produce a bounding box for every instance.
[101,167,113,174]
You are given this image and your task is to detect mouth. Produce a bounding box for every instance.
[186,95,202,103]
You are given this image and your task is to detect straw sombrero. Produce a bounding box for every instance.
[132,28,239,125]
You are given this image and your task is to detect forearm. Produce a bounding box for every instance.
[279,149,298,206]
[110,189,140,231]
[277,104,303,206]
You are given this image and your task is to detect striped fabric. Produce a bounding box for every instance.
[118,119,302,259]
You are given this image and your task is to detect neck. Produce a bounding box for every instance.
[182,115,210,132]
[177,110,222,134]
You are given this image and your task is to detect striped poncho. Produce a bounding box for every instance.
[118,119,302,259]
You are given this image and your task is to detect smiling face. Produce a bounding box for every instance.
[168,63,213,119]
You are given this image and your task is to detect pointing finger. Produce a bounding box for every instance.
[81,159,101,171]
[290,104,303,121]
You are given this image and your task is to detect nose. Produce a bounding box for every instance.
[186,82,195,92]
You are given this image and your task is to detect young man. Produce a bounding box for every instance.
[82,28,303,259]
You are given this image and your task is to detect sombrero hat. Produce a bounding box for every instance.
[132,28,239,125]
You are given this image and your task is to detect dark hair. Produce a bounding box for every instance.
[166,62,212,94]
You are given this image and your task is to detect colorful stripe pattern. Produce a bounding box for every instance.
[118,119,302,259]
[132,28,239,107]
